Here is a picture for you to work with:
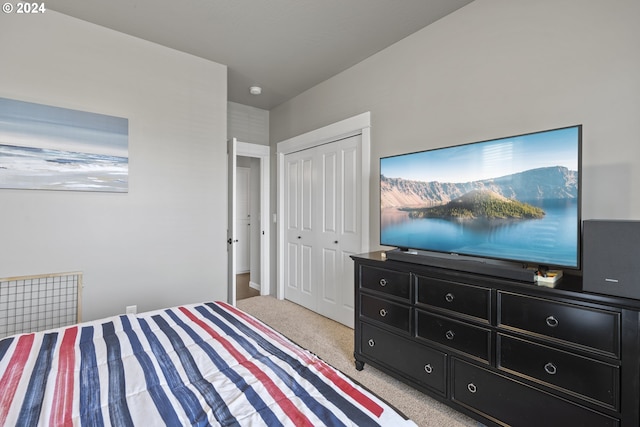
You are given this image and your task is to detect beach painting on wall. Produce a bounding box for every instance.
[0,97,128,192]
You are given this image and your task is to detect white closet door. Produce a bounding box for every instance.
[283,150,317,309]
[283,134,361,327]
[315,135,360,327]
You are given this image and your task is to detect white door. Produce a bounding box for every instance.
[316,135,361,326]
[283,134,362,327]
[236,166,251,273]
[283,149,317,309]
[227,139,237,304]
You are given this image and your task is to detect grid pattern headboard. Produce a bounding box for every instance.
[0,272,82,339]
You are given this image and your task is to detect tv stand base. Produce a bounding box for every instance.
[384,248,534,282]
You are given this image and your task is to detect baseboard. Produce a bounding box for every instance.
[249,281,261,291]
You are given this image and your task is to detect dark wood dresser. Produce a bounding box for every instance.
[353,251,640,427]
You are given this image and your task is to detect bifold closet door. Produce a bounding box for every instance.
[283,134,361,327]
[314,136,360,327]
[284,149,317,310]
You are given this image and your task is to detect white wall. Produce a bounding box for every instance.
[228,102,269,145]
[0,11,228,320]
[270,0,640,252]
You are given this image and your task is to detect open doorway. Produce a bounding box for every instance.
[235,158,260,300]
[227,139,270,306]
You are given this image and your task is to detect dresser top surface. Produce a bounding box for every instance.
[352,251,640,310]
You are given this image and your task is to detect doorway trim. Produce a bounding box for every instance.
[228,139,270,306]
[276,112,371,299]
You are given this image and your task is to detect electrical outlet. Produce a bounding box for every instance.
[126,305,137,315]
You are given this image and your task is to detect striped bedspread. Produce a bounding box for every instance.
[0,301,416,426]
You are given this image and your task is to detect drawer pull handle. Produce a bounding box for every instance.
[424,364,433,374]
[544,362,557,375]
[379,309,388,317]
[546,316,559,328]
[467,383,477,393]
[368,339,375,347]
[379,278,387,287]
[445,330,455,340]
[445,293,455,303]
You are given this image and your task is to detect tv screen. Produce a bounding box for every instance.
[380,125,582,269]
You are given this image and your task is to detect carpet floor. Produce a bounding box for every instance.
[237,296,480,427]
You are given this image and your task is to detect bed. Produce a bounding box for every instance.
[0,301,416,426]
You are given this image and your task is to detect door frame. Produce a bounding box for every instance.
[227,139,270,306]
[235,166,251,273]
[276,112,371,299]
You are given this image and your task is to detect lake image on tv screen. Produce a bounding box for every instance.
[380,126,580,268]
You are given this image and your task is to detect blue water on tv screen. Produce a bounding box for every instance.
[380,125,581,269]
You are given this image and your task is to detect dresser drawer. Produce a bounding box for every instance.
[360,322,446,394]
[498,334,619,409]
[498,292,620,358]
[416,275,491,322]
[360,265,411,300]
[452,358,619,427]
[416,310,491,362]
[360,294,411,333]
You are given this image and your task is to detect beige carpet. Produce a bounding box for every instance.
[237,296,479,427]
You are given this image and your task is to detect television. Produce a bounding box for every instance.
[380,125,582,271]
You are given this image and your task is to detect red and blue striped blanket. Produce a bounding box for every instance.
[0,301,416,426]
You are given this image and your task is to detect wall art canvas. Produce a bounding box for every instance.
[0,97,128,192]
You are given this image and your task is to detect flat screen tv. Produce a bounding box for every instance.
[380,125,582,270]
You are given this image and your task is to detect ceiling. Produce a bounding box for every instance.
[46,0,474,110]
